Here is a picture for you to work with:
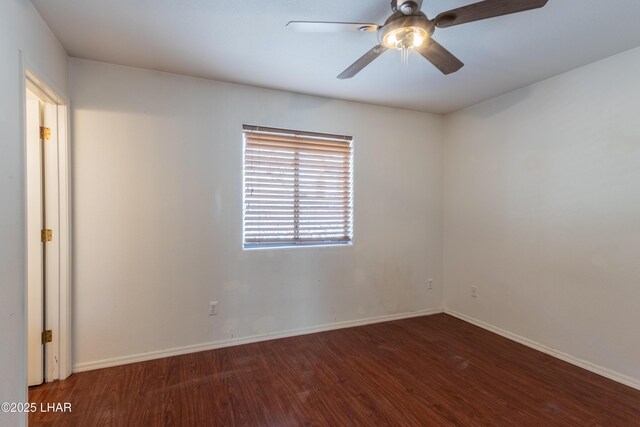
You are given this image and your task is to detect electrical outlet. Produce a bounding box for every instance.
[428,279,433,290]
[209,301,218,316]
[471,286,478,298]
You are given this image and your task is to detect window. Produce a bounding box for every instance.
[243,125,353,248]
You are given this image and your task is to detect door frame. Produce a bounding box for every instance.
[20,51,72,384]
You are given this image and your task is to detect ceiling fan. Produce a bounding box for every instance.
[287,0,549,79]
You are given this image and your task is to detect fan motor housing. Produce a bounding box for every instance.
[399,1,418,15]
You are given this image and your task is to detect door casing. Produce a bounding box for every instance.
[25,93,44,386]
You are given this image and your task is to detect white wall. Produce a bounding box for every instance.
[443,46,640,386]
[0,0,68,425]
[70,58,443,369]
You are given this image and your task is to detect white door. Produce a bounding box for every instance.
[26,95,44,386]
[42,102,60,382]
[27,95,60,385]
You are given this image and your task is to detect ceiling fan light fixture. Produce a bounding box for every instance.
[289,0,550,79]
[382,26,428,50]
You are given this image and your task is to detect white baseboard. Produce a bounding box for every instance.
[74,307,443,372]
[444,308,640,391]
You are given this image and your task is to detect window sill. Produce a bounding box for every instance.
[242,242,353,251]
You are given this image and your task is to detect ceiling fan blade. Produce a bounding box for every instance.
[337,45,388,79]
[416,39,464,75]
[435,0,548,28]
[286,21,379,33]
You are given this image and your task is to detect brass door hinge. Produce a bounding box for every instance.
[41,229,53,242]
[40,126,51,141]
[41,330,53,344]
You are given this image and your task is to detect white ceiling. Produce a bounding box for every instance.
[32,0,640,113]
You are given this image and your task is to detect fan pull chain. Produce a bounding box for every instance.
[401,46,410,67]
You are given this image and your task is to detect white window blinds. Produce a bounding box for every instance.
[243,125,353,248]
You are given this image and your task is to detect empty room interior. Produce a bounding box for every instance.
[2,0,640,425]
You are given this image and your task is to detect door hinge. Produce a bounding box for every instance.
[40,126,51,141]
[41,330,53,344]
[41,229,53,242]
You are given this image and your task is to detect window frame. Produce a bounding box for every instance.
[242,125,354,250]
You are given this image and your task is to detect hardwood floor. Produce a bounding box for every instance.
[29,314,640,426]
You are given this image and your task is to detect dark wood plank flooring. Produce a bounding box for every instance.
[29,314,640,426]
